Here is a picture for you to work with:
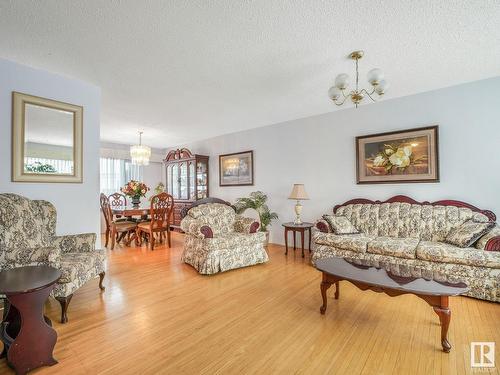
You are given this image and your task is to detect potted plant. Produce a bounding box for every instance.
[121,180,150,207]
[149,182,165,200]
[233,191,278,246]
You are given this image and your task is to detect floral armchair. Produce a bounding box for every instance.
[0,193,106,323]
[180,200,268,274]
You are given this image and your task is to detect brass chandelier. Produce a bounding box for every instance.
[328,50,388,108]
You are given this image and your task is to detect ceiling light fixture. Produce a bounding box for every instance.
[130,131,151,166]
[328,50,388,108]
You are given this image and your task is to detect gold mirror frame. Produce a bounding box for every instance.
[12,92,83,183]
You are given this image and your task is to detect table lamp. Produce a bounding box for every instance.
[288,184,309,224]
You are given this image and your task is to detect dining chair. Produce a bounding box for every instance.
[136,192,174,250]
[109,192,127,207]
[108,192,130,222]
[100,193,138,250]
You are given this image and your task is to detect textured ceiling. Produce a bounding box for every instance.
[1,1,499,148]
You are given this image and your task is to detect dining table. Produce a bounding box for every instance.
[111,204,151,218]
[111,204,151,246]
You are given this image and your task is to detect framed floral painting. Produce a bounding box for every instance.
[356,126,439,184]
[219,150,254,186]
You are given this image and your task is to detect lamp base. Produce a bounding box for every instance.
[294,201,303,225]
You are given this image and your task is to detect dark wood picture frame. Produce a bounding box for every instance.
[356,125,439,184]
[219,150,254,186]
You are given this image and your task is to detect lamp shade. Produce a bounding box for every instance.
[288,184,309,200]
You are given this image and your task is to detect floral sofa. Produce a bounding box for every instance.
[180,200,268,274]
[0,193,106,322]
[313,196,500,302]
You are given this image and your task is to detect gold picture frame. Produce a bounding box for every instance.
[12,92,83,183]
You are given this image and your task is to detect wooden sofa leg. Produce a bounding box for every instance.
[99,272,106,291]
[56,294,73,324]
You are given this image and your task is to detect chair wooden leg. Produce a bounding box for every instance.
[55,294,73,324]
[104,228,110,247]
[149,233,155,251]
[117,232,126,243]
[167,228,171,248]
[99,272,106,291]
[111,226,116,250]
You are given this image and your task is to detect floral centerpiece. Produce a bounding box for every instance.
[121,180,150,206]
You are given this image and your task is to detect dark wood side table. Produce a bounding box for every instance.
[282,222,314,258]
[0,266,61,375]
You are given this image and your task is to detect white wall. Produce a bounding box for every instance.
[173,77,500,245]
[0,58,102,239]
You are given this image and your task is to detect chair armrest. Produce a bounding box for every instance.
[476,225,500,251]
[485,237,500,252]
[180,216,213,239]
[53,233,96,253]
[234,216,260,234]
[315,219,331,233]
[3,247,61,268]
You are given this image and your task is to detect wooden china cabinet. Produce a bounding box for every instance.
[164,148,209,229]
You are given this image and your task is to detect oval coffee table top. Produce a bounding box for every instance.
[316,257,469,297]
[0,266,61,294]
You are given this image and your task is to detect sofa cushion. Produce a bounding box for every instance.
[186,203,236,235]
[367,237,419,259]
[59,252,100,283]
[204,232,266,251]
[416,241,500,269]
[444,219,495,248]
[313,233,375,253]
[335,202,490,241]
[323,214,359,234]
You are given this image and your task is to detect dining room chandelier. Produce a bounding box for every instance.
[130,131,151,166]
[328,50,388,108]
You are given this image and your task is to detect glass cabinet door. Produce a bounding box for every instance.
[196,159,208,199]
[179,162,188,200]
[188,161,195,200]
[172,163,179,199]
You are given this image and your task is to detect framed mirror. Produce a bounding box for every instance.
[12,92,83,183]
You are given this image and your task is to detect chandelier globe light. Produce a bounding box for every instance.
[130,131,151,166]
[328,50,388,108]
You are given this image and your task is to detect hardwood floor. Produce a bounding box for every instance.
[1,232,499,374]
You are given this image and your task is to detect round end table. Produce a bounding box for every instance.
[282,222,314,258]
[0,266,61,375]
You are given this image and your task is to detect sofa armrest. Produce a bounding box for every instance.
[234,216,260,234]
[180,216,213,239]
[476,225,500,251]
[315,219,331,233]
[485,237,500,252]
[53,233,96,253]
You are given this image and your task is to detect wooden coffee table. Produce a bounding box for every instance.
[0,266,61,374]
[315,257,469,352]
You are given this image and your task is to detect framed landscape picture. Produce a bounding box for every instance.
[219,150,254,186]
[356,126,439,184]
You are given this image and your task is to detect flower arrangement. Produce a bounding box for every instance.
[121,180,150,199]
[370,143,426,174]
